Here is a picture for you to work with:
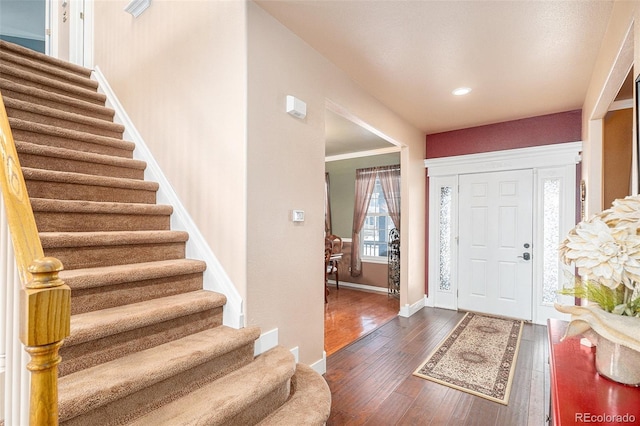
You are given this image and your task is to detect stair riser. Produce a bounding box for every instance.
[6,107,123,139]
[34,211,170,232]
[227,382,292,426]
[60,307,223,377]
[25,180,156,204]
[0,68,104,106]
[60,343,255,426]
[18,151,144,180]
[0,52,97,91]
[1,87,114,121]
[44,242,185,270]
[69,272,204,315]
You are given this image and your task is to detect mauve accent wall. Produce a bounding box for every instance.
[425,110,582,158]
[423,109,582,295]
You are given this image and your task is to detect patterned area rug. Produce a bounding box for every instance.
[413,312,523,405]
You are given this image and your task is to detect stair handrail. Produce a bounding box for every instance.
[0,90,71,425]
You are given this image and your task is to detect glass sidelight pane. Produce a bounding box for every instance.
[542,178,560,304]
[439,186,452,291]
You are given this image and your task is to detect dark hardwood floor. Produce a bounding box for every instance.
[325,286,400,356]
[325,306,549,425]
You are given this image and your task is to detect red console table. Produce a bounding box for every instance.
[547,319,640,425]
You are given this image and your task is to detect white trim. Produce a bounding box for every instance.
[424,142,583,176]
[310,351,327,375]
[398,297,424,318]
[289,346,299,363]
[423,294,433,308]
[609,99,633,111]
[82,0,94,68]
[124,0,151,17]
[92,66,244,328]
[426,142,581,323]
[360,255,388,265]
[254,328,279,357]
[328,281,388,294]
[325,146,401,163]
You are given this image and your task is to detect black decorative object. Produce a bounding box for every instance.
[388,228,400,297]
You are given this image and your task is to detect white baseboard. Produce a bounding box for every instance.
[254,328,279,357]
[310,351,327,375]
[328,280,388,294]
[399,297,425,318]
[424,294,434,307]
[290,346,299,363]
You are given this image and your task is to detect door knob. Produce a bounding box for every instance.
[518,252,531,261]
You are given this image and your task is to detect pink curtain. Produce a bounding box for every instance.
[378,165,401,230]
[350,167,377,276]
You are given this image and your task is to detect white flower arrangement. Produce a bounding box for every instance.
[559,194,640,317]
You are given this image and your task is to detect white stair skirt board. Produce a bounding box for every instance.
[254,328,279,357]
[92,66,244,329]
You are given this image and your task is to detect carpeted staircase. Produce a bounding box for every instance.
[0,40,331,425]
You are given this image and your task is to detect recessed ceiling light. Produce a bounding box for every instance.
[452,87,472,96]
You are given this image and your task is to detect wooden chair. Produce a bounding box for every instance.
[325,235,342,290]
[324,247,333,303]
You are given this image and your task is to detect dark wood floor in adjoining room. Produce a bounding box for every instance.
[325,307,549,426]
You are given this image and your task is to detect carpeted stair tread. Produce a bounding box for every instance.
[23,168,158,191]
[59,259,207,290]
[65,290,226,346]
[127,346,295,426]
[40,229,188,249]
[0,49,97,91]
[4,97,124,138]
[0,78,115,121]
[31,198,172,232]
[58,325,262,423]
[0,63,105,106]
[16,140,146,179]
[9,118,135,157]
[258,364,332,426]
[31,198,171,215]
[0,39,92,78]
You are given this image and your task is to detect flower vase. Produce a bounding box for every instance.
[590,332,640,386]
[555,304,640,387]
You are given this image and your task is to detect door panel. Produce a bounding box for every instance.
[458,169,533,320]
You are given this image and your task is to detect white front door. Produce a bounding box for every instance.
[458,169,533,320]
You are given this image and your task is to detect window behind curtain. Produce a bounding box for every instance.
[361,177,394,258]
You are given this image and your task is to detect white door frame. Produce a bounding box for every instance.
[47,0,93,68]
[425,142,582,325]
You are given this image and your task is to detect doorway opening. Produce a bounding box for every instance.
[324,104,401,354]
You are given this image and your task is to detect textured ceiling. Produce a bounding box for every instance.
[256,0,616,154]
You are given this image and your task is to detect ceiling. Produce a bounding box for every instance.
[256,0,617,155]
[1,1,621,157]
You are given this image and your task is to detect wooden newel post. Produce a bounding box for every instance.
[20,257,71,426]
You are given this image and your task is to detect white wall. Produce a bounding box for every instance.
[92,0,426,366]
[93,0,249,302]
[247,2,425,363]
[582,1,639,214]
